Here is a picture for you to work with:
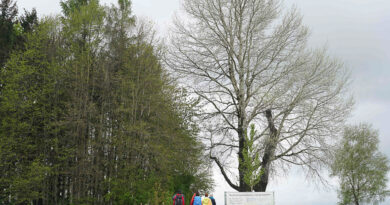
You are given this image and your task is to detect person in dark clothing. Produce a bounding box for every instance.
[173,190,185,205]
[209,194,216,205]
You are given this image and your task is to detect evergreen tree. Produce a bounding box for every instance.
[241,124,262,191]
[0,0,18,67]
[0,0,38,67]
[0,18,65,204]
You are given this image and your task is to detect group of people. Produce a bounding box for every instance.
[172,190,216,205]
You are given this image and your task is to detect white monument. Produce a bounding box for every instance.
[225,192,275,205]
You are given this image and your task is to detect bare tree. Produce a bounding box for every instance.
[167,0,353,192]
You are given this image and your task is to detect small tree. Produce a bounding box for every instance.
[241,124,262,191]
[331,123,390,205]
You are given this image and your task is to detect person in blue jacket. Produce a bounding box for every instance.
[191,192,202,205]
[209,194,216,205]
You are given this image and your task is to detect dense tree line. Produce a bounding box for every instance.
[0,0,211,204]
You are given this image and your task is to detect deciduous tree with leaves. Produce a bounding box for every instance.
[331,123,390,205]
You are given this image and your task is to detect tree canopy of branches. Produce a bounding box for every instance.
[331,124,390,205]
[0,0,212,204]
[167,0,352,192]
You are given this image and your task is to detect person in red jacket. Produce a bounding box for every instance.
[190,192,196,205]
[173,190,185,205]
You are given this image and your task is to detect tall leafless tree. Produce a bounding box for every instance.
[167,0,353,192]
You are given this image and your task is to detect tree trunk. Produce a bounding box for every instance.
[254,109,278,192]
[237,92,251,192]
[238,124,250,192]
[353,190,359,205]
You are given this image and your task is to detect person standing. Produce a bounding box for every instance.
[191,192,202,205]
[173,190,185,205]
[209,194,216,205]
[202,193,212,205]
[190,192,196,205]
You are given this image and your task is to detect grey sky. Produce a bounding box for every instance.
[17,0,390,204]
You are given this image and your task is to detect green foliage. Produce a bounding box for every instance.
[9,160,51,204]
[0,18,65,203]
[12,22,22,36]
[0,0,38,67]
[331,123,390,205]
[0,0,18,67]
[240,124,262,191]
[60,0,89,17]
[19,8,38,32]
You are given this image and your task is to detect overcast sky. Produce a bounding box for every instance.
[17,0,390,204]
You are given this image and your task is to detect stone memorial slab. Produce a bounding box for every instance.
[225,192,275,205]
